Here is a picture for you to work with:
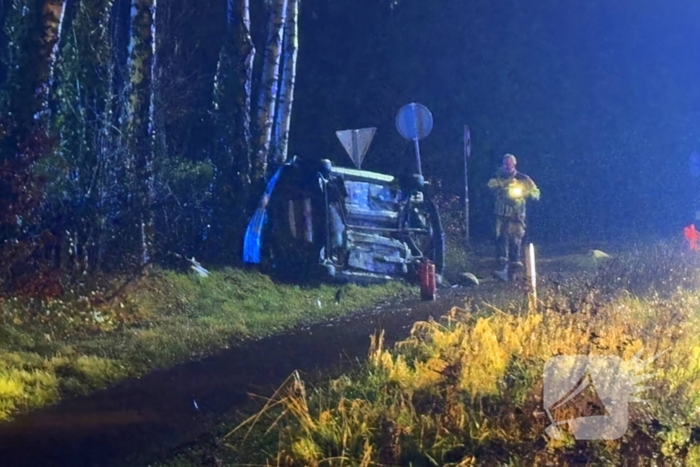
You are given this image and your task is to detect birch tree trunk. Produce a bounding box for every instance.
[0,0,65,286]
[36,0,67,120]
[52,0,115,273]
[0,0,65,131]
[124,0,157,266]
[214,0,256,190]
[252,0,287,183]
[271,0,299,167]
[210,0,256,260]
[94,4,118,272]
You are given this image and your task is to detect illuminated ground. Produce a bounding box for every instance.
[0,243,604,467]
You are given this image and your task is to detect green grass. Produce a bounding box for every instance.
[0,267,411,420]
[153,241,700,467]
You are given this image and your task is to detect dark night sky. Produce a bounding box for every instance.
[291,0,700,243]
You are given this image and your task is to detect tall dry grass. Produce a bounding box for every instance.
[228,242,700,466]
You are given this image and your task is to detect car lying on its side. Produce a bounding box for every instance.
[243,156,444,284]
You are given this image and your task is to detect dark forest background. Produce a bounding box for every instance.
[0,0,698,292]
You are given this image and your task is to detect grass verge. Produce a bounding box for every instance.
[0,267,411,420]
[162,241,700,466]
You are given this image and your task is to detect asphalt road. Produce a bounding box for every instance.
[0,249,583,467]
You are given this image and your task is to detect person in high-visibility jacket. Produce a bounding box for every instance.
[487,154,540,278]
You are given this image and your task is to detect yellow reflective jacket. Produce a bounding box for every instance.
[488,170,540,219]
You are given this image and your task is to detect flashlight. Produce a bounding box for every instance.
[507,182,524,199]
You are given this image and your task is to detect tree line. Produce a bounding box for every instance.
[0,0,299,294]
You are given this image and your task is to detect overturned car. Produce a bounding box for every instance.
[243,157,445,284]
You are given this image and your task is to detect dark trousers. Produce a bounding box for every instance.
[495,216,525,266]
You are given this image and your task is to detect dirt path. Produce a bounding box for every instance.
[0,250,584,467]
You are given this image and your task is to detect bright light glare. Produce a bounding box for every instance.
[508,184,524,199]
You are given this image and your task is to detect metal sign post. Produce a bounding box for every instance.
[395,103,433,176]
[463,124,471,245]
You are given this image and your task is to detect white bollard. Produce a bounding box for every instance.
[526,243,537,313]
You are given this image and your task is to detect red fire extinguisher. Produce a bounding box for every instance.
[418,259,436,301]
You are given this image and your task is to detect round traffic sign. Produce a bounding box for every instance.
[395,103,433,141]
